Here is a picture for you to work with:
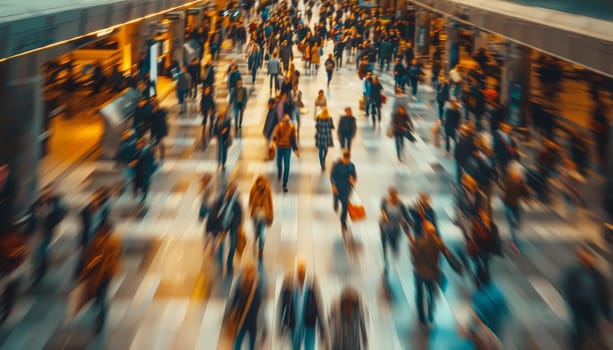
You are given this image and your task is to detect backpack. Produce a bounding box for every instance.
[471,217,502,257]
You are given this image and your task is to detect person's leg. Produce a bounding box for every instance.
[269,74,273,90]
[339,193,349,229]
[217,236,225,267]
[505,204,517,243]
[234,105,240,128]
[395,134,403,160]
[234,326,247,350]
[438,101,444,120]
[304,327,316,350]
[414,273,426,323]
[276,148,283,181]
[95,278,110,332]
[282,149,291,187]
[381,229,389,272]
[247,324,258,350]
[227,229,237,271]
[425,279,437,323]
[238,108,244,128]
[318,146,325,169]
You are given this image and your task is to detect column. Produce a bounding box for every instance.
[415,9,430,56]
[501,43,531,127]
[446,21,461,71]
[0,54,43,219]
[166,12,186,66]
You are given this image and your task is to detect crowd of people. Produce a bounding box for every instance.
[0,0,611,348]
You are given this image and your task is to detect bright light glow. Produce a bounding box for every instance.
[0,0,205,63]
[96,28,114,37]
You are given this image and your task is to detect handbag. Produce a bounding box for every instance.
[348,190,366,221]
[386,126,394,138]
[267,143,276,161]
[359,97,365,111]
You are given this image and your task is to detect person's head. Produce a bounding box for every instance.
[396,104,407,115]
[203,86,212,95]
[344,107,352,116]
[282,113,291,123]
[576,247,596,269]
[388,187,399,203]
[328,53,333,60]
[342,149,351,164]
[237,79,243,88]
[218,105,228,119]
[373,76,380,84]
[450,98,459,110]
[423,221,436,237]
[340,286,360,315]
[500,122,512,134]
[366,72,372,79]
[181,66,187,73]
[418,192,430,207]
[296,260,307,285]
[318,90,324,98]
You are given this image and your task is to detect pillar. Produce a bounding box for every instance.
[446,21,461,71]
[0,54,43,219]
[415,9,430,56]
[501,43,531,127]
[606,124,613,217]
[473,28,489,52]
[165,12,186,66]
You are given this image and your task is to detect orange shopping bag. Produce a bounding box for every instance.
[348,190,366,221]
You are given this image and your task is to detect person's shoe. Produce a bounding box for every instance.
[283,186,288,193]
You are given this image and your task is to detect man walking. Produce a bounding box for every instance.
[272,115,300,193]
[267,52,282,94]
[330,150,356,232]
[230,79,248,131]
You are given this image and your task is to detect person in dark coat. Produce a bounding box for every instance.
[330,150,357,232]
[454,124,475,184]
[134,138,156,203]
[29,185,67,284]
[408,192,438,237]
[0,164,17,235]
[369,76,383,125]
[150,100,168,160]
[562,247,612,350]
[444,99,461,154]
[277,261,327,349]
[229,265,264,350]
[214,107,232,171]
[492,122,519,173]
[391,105,415,162]
[230,79,249,131]
[262,98,278,141]
[187,58,201,99]
[200,86,216,143]
[337,107,357,151]
[436,77,451,121]
[247,44,263,84]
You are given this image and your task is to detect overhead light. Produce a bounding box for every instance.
[96,28,114,37]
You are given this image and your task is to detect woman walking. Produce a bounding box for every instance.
[329,286,368,350]
[315,107,335,171]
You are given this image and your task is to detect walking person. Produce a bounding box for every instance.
[313,90,327,119]
[315,107,335,171]
[436,77,450,121]
[226,264,265,350]
[214,106,232,171]
[200,85,216,144]
[330,150,357,233]
[272,114,300,193]
[499,166,530,250]
[230,79,249,132]
[75,224,121,333]
[379,187,411,275]
[29,185,67,285]
[114,130,137,194]
[324,54,335,88]
[176,66,191,114]
[409,221,452,331]
[217,182,243,275]
[277,261,327,350]
[134,138,156,204]
[443,98,461,156]
[248,176,273,261]
[562,247,612,350]
[187,57,201,99]
[369,76,383,125]
[150,99,168,160]
[328,286,368,350]
[390,104,415,162]
[337,108,357,151]
[267,52,282,94]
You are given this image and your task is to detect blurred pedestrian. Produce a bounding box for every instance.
[272,114,300,193]
[330,150,357,233]
[379,187,410,275]
[248,176,273,261]
[214,106,232,171]
[315,107,335,171]
[328,286,368,350]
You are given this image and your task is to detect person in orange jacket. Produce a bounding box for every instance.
[248,176,274,261]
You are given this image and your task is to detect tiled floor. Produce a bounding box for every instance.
[2,29,611,350]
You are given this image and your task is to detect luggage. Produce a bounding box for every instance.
[359,97,365,111]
